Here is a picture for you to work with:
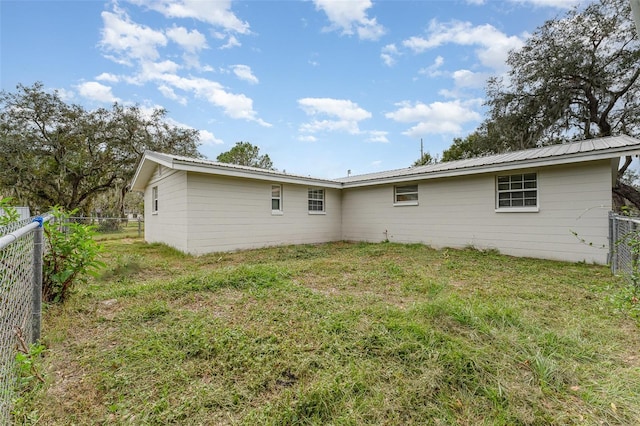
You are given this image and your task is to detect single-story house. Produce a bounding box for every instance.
[130,135,640,264]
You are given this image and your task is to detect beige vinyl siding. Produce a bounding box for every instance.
[184,173,341,254]
[342,160,612,264]
[144,168,188,252]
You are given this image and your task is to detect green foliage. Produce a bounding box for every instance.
[441,132,496,162]
[12,335,47,424]
[0,196,20,225]
[43,207,105,303]
[0,82,201,215]
[412,152,437,167]
[217,141,275,170]
[15,342,46,389]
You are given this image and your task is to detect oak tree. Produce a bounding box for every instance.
[442,0,640,209]
[0,82,201,215]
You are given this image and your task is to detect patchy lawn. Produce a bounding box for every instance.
[13,239,640,425]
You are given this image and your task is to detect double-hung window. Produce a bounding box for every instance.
[394,184,418,205]
[496,173,538,210]
[151,186,159,213]
[271,184,283,214]
[308,189,325,213]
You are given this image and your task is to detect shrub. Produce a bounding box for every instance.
[43,208,104,303]
[0,196,20,225]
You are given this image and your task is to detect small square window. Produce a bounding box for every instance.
[394,184,418,205]
[496,173,538,210]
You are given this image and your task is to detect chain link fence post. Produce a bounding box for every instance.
[32,219,44,343]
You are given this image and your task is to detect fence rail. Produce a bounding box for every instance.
[0,214,52,425]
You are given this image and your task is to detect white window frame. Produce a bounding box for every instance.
[271,184,283,215]
[151,186,158,214]
[308,189,325,214]
[495,172,539,212]
[394,184,419,206]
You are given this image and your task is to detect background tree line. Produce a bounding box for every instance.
[0,83,275,217]
[2,0,638,215]
[432,0,640,209]
[0,82,201,216]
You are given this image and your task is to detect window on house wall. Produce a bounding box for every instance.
[271,184,283,213]
[496,173,538,209]
[152,186,158,213]
[394,184,419,205]
[308,189,325,213]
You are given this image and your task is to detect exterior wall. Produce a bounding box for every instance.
[144,167,188,252]
[341,160,613,264]
[184,173,342,254]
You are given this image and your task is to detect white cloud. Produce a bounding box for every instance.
[77,81,120,103]
[166,26,207,52]
[511,0,581,8]
[100,9,167,64]
[418,55,445,77]
[385,99,482,138]
[381,44,399,67]
[300,119,361,134]
[55,88,75,102]
[451,69,489,88]
[97,3,268,126]
[367,130,389,143]
[299,98,371,121]
[157,74,270,126]
[312,0,385,41]
[402,19,524,72]
[199,129,223,146]
[220,34,241,49]
[127,0,250,34]
[158,84,187,105]
[298,98,372,136]
[96,72,120,83]
[231,64,259,84]
[298,135,318,142]
[141,60,181,77]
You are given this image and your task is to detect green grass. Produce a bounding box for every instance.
[93,220,144,241]
[13,239,640,425]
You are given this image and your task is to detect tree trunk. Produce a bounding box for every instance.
[613,181,640,212]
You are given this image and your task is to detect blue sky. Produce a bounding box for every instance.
[1,0,591,178]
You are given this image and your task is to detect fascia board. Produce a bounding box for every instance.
[172,160,343,189]
[129,158,153,192]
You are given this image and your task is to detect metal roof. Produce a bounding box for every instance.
[130,150,340,192]
[131,135,640,192]
[335,135,640,186]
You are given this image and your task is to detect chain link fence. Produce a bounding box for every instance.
[69,216,143,237]
[0,215,51,425]
[609,211,640,279]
